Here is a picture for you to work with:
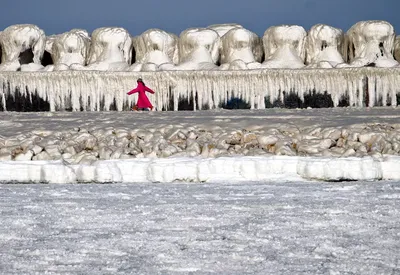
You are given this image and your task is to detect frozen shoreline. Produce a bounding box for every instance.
[1,108,400,183]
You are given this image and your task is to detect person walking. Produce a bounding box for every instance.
[127,78,155,111]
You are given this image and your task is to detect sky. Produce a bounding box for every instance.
[0,0,398,37]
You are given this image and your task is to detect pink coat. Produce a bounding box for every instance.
[127,82,155,108]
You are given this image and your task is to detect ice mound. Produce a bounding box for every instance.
[50,29,90,70]
[130,28,178,72]
[345,20,398,68]
[261,25,306,69]
[218,27,263,70]
[85,27,133,71]
[0,24,45,71]
[174,28,220,70]
[305,24,345,68]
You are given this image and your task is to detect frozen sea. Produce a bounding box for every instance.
[1,180,399,274]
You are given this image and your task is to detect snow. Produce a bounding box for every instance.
[0,181,399,274]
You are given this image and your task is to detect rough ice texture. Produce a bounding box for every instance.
[218,27,263,70]
[262,25,307,69]
[394,35,400,61]
[305,24,345,68]
[345,20,399,68]
[175,28,220,70]
[131,29,178,72]
[0,68,399,111]
[86,27,132,71]
[0,24,45,71]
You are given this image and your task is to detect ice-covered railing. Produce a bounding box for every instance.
[0,67,399,111]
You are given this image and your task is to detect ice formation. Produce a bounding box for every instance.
[305,24,345,68]
[130,29,178,72]
[261,25,306,69]
[218,27,263,70]
[394,35,400,61]
[0,24,45,71]
[86,27,133,71]
[345,20,399,68]
[50,29,90,70]
[174,28,220,70]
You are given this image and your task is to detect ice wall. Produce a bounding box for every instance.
[0,24,45,71]
[218,27,263,70]
[345,20,399,67]
[0,68,399,112]
[208,23,244,37]
[306,24,345,68]
[86,27,132,71]
[262,25,306,69]
[131,29,178,72]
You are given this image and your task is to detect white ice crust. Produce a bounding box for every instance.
[207,23,244,37]
[0,24,45,71]
[306,24,345,68]
[130,29,178,72]
[1,155,400,183]
[261,25,306,69]
[218,27,263,70]
[345,20,399,68]
[86,27,133,71]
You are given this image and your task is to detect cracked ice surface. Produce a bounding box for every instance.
[0,181,399,274]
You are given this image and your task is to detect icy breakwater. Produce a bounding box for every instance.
[1,67,400,111]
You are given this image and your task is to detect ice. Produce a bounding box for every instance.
[174,28,220,70]
[85,27,132,71]
[0,24,45,71]
[345,20,399,68]
[131,28,178,72]
[261,25,306,69]
[305,24,345,68]
[207,23,244,37]
[218,27,263,70]
[1,181,399,274]
[51,29,90,68]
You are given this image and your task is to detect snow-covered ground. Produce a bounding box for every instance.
[0,181,399,274]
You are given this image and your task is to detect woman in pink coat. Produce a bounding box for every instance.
[127,78,155,111]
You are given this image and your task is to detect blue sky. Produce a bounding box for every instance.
[0,0,398,36]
